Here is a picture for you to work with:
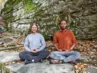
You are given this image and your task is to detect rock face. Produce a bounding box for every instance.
[6,63,75,73]
[0,52,75,73]
[0,0,7,13]
[0,26,6,33]
[86,65,97,73]
[1,0,97,40]
[0,51,96,73]
[0,52,20,63]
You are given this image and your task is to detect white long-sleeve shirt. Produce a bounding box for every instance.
[24,33,46,51]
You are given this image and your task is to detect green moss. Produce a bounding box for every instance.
[55,16,60,26]
[1,7,13,14]
[13,0,21,6]
[1,0,21,17]
[0,63,9,73]
[0,63,3,69]
[2,0,21,14]
[15,15,21,20]
[23,0,41,13]
[23,0,35,13]
[34,9,44,16]
[41,33,50,41]
[4,17,14,31]
[3,13,13,19]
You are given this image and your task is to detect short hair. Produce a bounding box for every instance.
[59,19,67,25]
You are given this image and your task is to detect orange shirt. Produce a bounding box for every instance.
[53,30,77,51]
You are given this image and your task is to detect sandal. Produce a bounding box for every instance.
[49,59,63,64]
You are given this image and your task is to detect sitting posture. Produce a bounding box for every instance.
[50,19,80,64]
[19,23,49,64]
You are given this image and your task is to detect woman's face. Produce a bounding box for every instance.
[31,24,38,33]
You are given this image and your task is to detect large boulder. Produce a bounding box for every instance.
[6,62,75,73]
[0,52,20,63]
[1,0,97,40]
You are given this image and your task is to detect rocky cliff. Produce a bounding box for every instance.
[1,0,97,40]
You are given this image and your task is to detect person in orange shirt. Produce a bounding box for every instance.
[49,19,80,64]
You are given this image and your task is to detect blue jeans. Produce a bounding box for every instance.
[50,51,80,62]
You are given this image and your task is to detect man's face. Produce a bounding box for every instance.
[31,25,38,33]
[60,21,67,30]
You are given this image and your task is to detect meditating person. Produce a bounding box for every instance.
[19,23,49,64]
[49,19,80,64]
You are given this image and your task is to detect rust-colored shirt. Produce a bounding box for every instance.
[53,30,77,51]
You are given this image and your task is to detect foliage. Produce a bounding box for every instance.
[42,33,50,41]
[23,0,41,13]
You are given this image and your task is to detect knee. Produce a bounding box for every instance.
[19,52,24,58]
[44,50,50,56]
[47,51,50,55]
[49,52,56,58]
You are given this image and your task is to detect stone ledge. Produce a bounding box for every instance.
[0,52,20,63]
[6,63,75,73]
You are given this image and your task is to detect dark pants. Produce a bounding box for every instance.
[19,50,50,63]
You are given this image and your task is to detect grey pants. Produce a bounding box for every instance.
[50,51,80,62]
[19,50,49,63]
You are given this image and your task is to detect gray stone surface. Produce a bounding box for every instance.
[0,52,20,63]
[6,63,24,72]
[6,63,75,73]
[0,47,9,50]
[86,65,97,73]
[80,55,90,61]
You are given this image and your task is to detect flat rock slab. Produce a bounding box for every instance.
[0,47,16,51]
[0,52,20,63]
[80,55,90,60]
[6,63,75,73]
[86,65,97,73]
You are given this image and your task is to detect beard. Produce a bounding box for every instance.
[60,27,66,30]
